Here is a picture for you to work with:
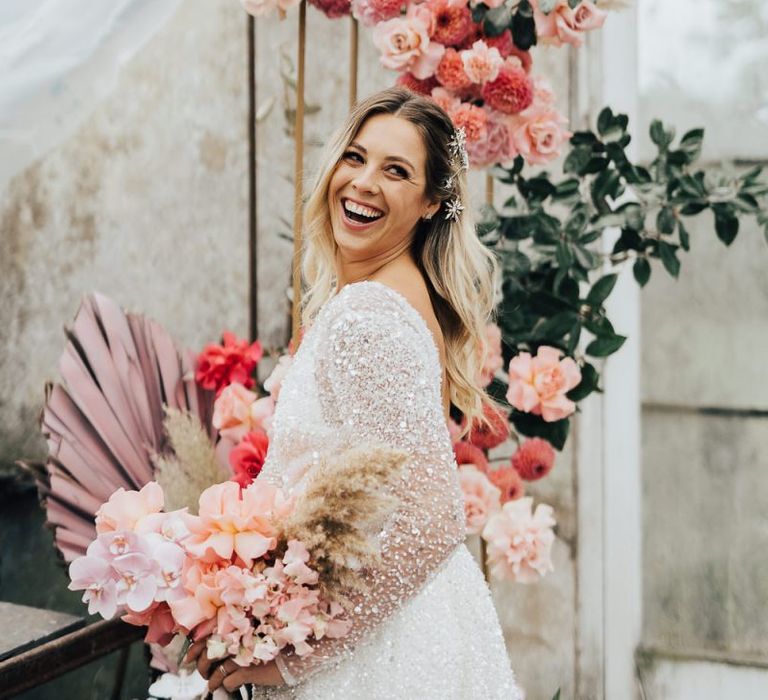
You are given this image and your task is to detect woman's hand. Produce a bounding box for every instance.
[185,640,286,693]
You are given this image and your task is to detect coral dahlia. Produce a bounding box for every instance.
[511,437,556,481]
[462,402,510,451]
[428,0,473,45]
[435,48,473,90]
[453,441,490,474]
[481,60,534,114]
[488,466,525,503]
[450,102,488,143]
[396,72,439,96]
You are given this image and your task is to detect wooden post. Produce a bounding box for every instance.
[349,17,358,108]
[291,0,307,350]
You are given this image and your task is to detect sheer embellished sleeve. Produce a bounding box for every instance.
[275,284,466,686]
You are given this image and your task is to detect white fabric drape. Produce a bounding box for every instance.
[0,0,182,190]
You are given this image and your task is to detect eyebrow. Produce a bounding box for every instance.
[349,141,415,171]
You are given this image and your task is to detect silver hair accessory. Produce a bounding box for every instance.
[447,126,469,171]
[444,197,465,222]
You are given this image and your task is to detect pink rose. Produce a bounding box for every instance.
[430,86,462,116]
[506,345,581,421]
[458,465,501,535]
[372,11,445,80]
[478,321,504,387]
[213,382,261,442]
[532,0,606,48]
[465,108,518,169]
[351,0,404,27]
[229,429,270,488]
[482,496,556,583]
[511,105,572,165]
[460,40,503,84]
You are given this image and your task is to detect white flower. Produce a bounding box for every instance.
[147,669,208,700]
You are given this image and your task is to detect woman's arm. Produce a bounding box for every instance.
[275,289,465,686]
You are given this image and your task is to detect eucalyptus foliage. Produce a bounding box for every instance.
[478,109,768,450]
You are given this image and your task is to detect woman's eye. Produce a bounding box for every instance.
[343,151,363,163]
[387,165,408,178]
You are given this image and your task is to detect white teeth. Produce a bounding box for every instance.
[344,199,383,220]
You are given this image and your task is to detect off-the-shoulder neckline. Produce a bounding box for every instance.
[330,279,442,368]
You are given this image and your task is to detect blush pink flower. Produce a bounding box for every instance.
[282,540,320,586]
[196,332,263,397]
[465,108,518,168]
[482,496,556,583]
[512,437,556,481]
[460,40,503,84]
[450,102,488,143]
[478,321,504,387]
[213,382,273,442]
[453,440,490,474]
[488,465,525,503]
[481,59,534,114]
[511,104,571,165]
[95,482,164,534]
[532,0,606,48]
[372,11,445,80]
[68,556,118,618]
[351,0,404,26]
[263,354,294,402]
[506,346,581,421]
[184,480,288,566]
[430,86,462,115]
[458,465,501,535]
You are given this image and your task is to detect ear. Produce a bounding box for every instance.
[423,201,441,221]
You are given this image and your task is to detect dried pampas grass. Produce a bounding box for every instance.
[280,443,409,605]
[151,406,228,513]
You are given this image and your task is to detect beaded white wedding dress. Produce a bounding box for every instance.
[255,280,524,700]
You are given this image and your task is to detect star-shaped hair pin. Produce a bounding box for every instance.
[448,126,469,171]
[444,197,465,222]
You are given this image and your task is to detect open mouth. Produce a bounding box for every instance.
[341,198,385,225]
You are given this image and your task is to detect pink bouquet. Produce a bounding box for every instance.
[68,479,353,665]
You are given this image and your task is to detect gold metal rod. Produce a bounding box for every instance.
[291,0,307,350]
[349,17,358,108]
[485,172,494,206]
[480,535,490,583]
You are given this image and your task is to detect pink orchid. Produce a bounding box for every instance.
[112,551,158,612]
[68,556,118,619]
[506,345,581,421]
[482,496,556,583]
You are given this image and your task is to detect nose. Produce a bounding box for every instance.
[351,164,379,195]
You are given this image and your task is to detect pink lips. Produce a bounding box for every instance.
[339,197,385,232]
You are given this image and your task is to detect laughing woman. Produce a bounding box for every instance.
[188,86,524,700]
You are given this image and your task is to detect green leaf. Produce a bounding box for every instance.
[570,131,598,146]
[573,245,597,269]
[586,274,618,306]
[677,219,690,251]
[556,240,574,267]
[591,169,622,211]
[510,410,570,450]
[713,204,739,245]
[511,2,537,49]
[476,203,500,236]
[633,257,651,286]
[623,203,644,230]
[597,107,613,136]
[563,145,593,175]
[565,321,582,355]
[553,178,580,200]
[533,311,580,339]
[650,120,675,149]
[567,363,598,401]
[471,3,488,22]
[551,689,562,700]
[679,128,704,162]
[484,4,513,37]
[680,201,708,216]
[500,215,538,240]
[656,206,676,234]
[657,240,681,277]
[612,227,643,254]
[586,333,627,357]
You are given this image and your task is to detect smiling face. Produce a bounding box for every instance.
[327,113,441,262]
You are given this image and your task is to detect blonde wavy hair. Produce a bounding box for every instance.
[300,87,504,438]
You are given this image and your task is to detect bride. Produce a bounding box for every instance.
[186,86,524,700]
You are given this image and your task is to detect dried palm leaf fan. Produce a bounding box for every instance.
[18,292,217,562]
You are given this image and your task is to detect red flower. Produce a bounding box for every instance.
[435,48,473,91]
[396,72,439,96]
[488,465,525,503]
[481,61,534,114]
[453,440,490,474]
[229,430,270,488]
[511,437,556,481]
[461,402,510,451]
[196,332,263,396]
[309,0,351,18]
[428,0,472,45]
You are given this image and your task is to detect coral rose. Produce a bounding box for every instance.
[460,40,503,84]
[511,104,571,165]
[512,437,556,481]
[229,430,271,488]
[429,86,462,115]
[482,496,556,583]
[478,321,504,387]
[196,332,263,397]
[453,440,490,474]
[506,345,581,421]
[458,465,501,535]
[372,11,445,79]
[532,0,606,48]
[488,465,525,503]
[435,48,473,91]
[461,402,510,450]
[450,102,488,143]
[481,59,534,114]
[213,382,274,442]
